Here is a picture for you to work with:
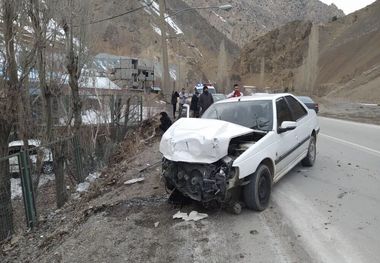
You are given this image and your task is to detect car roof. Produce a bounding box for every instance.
[214,93,293,104]
[9,139,41,147]
[297,96,314,102]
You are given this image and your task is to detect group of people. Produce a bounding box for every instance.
[171,84,243,119]
[160,84,243,133]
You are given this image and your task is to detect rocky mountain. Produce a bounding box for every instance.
[83,0,344,89]
[236,0,380,102]
[85,0,240,87]
[181,0,344,47]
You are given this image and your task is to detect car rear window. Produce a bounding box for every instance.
[298,96,313,103]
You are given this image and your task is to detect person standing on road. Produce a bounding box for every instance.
[178,88,188,119]
[171,91,179,119]
[227,84,243,98]
[190,88,200,117]
[198,85,214,115]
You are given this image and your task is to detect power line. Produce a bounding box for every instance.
[81,1,153,26]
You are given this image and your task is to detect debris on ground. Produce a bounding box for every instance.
[76,182,90,193]
[173,211,209,222]
[250,230,259,235]
[124,177,145,185]
[154,221,160,228]
[173,211,188,220]
[86,172,100,182]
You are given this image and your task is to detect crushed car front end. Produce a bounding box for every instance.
[160,118,267,203]
[162,156,235,202]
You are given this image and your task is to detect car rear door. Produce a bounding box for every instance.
[274,97,298,176]
[285,95,310,158]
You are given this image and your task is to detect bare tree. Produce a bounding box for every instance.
[29,0,53,142]
[0,0,21,240]
[59,0,90,136]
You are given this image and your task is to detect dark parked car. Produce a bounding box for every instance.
[212,93,227,102]
[297,96,319,113]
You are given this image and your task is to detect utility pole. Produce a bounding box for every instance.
[159,0,170,101]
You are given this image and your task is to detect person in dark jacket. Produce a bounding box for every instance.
[159,112,172,132]
[171,91,179,118]
[190,88,200,117]
[198,85,214,115]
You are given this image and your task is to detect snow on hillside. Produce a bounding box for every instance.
[143,0,183,35]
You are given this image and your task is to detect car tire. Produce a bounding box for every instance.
[301,135,316,167]
[42,162,54,175]
[244,164,272,211]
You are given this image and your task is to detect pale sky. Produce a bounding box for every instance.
[320,0,377,14]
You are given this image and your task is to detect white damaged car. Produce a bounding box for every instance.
[160,93,319,211]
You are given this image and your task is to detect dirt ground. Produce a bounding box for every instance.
[0,137,244,263]
[318,97,380,125]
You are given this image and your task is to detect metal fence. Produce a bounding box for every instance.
[0,136,83,241]
[0,93,157,241]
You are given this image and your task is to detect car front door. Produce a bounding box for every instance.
[274,97,298,179]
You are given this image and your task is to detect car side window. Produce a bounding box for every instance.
[276,98,293,127]
[8,146,20,155]
[285,96,307,120]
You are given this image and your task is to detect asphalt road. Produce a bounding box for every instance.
[217,117,380,263]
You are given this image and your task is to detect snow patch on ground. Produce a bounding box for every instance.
[39,174,55,186]
[11,178,23,199]
[11,174,55,199]
[76,182,90,193]
[76,171,101,193]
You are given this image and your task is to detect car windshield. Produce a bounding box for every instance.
[202,100,273,131]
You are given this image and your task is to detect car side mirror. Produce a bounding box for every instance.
[278,121,297,133]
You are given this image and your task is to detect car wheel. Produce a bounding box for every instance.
[302,135,316,167]
[42,162,54,175]
[244,164,272,211]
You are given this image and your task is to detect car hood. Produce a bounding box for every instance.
[160,118,253,163]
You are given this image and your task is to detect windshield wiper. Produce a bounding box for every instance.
[251,116,270,131]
